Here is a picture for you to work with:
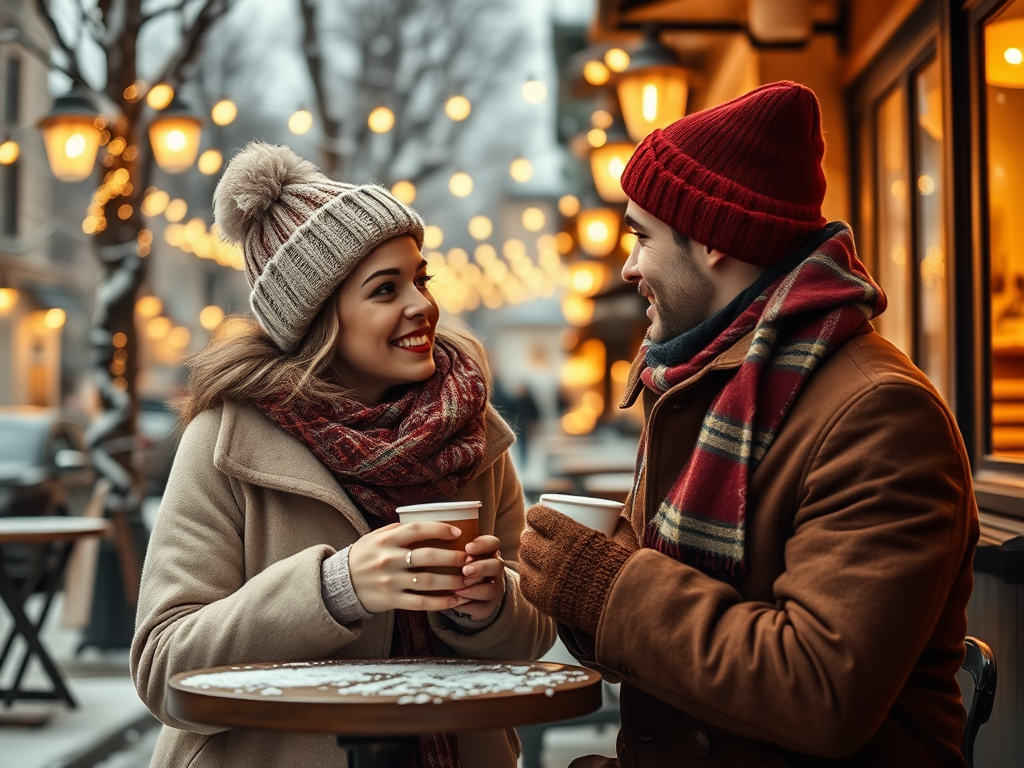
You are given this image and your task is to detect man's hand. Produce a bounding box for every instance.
[519,505,638,635]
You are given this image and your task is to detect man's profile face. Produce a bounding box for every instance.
[622,201,716,342]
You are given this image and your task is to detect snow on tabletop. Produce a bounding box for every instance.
[180,660,590,703]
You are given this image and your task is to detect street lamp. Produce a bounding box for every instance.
[615,26,688,143]
[588,120,635,204]
[149,95,202,174]
[38,88,102,182]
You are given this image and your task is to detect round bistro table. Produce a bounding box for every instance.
[0,516,111,710]
[168,658,603,767]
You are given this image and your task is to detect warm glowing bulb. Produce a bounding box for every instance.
[445,96,471,121]
[136,295,163,318]
[604,48,630,72]
[44,308,67,329]
[197,149,223,175]
[449,172,473,197]
[368,106,395,133]
[423,225,444,249]
[165,130,187,152]
[587,128,607,148]
[391,180,416,204]
[558,195,580,217]
[0,140,19,164]
[165,199,188,222]
[65,134,86,158]
[288,109,313,135]
[146,83,174,109]
[200,305,225,330]
[522,80,548,104]
[211,99,238,126]
[522,207,546,232]
[468,215,493,240]
[583,61,610,86]
[1006,47,1024,65]
[642,83,659,122]
[510,158,533,182]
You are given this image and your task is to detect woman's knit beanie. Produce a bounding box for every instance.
[213,141,425,352]
[620,81,827,267]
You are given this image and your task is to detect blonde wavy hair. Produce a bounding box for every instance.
[176,295,489,426]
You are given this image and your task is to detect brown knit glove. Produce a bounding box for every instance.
[520,505,638,636]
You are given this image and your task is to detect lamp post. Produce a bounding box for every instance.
[37,88,103,182]
[615,26,688,143]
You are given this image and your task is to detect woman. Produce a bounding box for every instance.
[130,142,556,768]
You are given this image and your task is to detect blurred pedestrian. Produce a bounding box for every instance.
[491,380,541,465]
[131,143,554,768]
[520,82,978,767]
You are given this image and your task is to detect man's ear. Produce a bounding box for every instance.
[705,247,729,268]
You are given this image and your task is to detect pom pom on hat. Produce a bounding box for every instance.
[214,142,323,245]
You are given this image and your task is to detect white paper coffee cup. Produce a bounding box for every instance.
[538,493,623,537]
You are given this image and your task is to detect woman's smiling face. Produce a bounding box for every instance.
[332,235,439,404]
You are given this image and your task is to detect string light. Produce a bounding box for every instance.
[468,215,493,240]
[583,61,610,86]
[509,157,533,183]
[146,83,175,109]
[197,149,223,175]
[0,140,19,164]
[522,79,547,104]
[368,106,395,133]
[449,172,473,197]
[445,96,471,121]
[391,180,416,204]
[210,99,238,126]
[288,109,313,135]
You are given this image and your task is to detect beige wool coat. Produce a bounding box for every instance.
[131,399,556,768]
[562,324,979,767]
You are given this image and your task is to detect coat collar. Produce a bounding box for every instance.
[620,329,757,409]
[212,400,514,533]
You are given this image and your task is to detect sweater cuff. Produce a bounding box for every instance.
[321,546,373,626]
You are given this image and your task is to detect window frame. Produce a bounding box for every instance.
[848,4,953,396]
[967,0,1024,514]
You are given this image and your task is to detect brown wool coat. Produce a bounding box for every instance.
[562,324,979,768]
[131,399,556,768]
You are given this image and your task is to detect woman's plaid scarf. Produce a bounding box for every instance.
[256,337,489,768]
[256,337,488,522]
[638,224,885,573]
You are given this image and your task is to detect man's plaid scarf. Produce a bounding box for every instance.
[256,337,488,768]
[638,224,885,573]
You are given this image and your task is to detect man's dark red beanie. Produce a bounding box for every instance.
[619,80,828,268]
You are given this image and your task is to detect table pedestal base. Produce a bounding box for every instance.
[337,735,418,768]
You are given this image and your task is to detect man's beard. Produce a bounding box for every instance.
[642,253,716,341]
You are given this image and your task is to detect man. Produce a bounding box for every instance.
[520,81,978,767]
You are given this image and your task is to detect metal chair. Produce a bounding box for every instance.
[961,636,997,767]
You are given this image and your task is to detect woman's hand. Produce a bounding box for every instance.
[349,522,469,614]
[452,534,506,621]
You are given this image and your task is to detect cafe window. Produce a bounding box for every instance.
[984,0,1024,461]
[851,8,951,403]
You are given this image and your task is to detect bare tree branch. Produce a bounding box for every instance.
[141,0,191,24]
[34,0,92,89]
[151,0,232,86]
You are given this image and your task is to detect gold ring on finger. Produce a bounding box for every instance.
[406,549,413,567]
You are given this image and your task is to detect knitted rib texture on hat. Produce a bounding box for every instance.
[620,81,827,267]
[213,142,425,352]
